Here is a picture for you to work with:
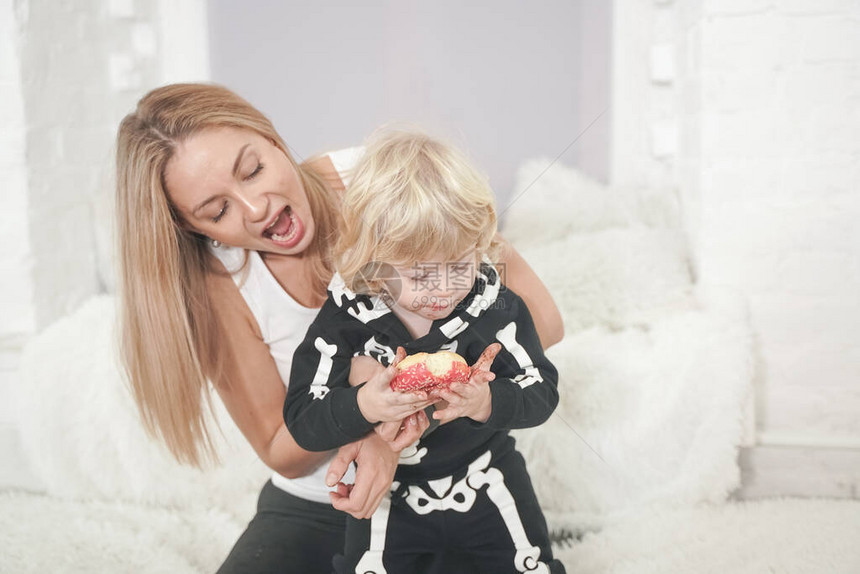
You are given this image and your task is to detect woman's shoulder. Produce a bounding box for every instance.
[302,146,365,193]
[325,146,364,181]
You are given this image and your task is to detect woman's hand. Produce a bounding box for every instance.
[356,347,437,424]
[325,412,429,519]
[374,409,430,449]
[432,343,501,424]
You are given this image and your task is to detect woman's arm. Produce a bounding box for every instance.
[206,269,331,478]
[495,234,565,349]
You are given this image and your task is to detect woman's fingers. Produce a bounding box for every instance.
[326,442,357,487]
[376,420,401,442]
[388,411,429,451]
[329,482,352,506]
[333,434,400,519]
[331,460,382,518]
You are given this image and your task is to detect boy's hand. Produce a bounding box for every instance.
[349,355,386,387]
[432,343,501,424]
[357,347,438,424]
[351,353,427,445]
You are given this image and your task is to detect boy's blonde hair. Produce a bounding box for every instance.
[334,129,500,294]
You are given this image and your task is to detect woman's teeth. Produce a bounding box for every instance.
[264,207,297,242]
[271,220,296,242]
[271,212,297,242]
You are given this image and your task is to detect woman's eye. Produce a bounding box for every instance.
[245,163,264,180]
[212,201,228,222]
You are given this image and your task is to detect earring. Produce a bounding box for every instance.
[211,239,221,248]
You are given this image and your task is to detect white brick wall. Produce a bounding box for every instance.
[613,0,860,496]
[693,1,860,447]
[0,0,208,490]
[0,3,35,330]
[16,0,163,325]
[0,0,37,490]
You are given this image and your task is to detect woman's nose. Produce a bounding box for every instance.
[235,189,268,222]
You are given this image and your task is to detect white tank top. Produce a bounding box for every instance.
[210,146,363,504]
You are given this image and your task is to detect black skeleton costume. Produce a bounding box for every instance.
[285,262,566,573]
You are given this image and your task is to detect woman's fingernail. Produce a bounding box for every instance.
[326,474,337,487]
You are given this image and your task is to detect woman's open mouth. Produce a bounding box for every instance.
[263,206,304,248]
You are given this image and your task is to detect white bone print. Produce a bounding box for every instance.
[495,322,543,388]
[308,337,337,400]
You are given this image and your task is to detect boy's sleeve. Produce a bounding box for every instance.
[478,293,560,431]
[284,308,376,451]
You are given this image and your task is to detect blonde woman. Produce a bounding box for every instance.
[115,83,563,573]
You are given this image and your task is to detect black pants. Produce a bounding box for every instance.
[333,449,566,574]
[217,480,346,574]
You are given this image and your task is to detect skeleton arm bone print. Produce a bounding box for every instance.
[473,291,560,432]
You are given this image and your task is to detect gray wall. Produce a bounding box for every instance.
[208,0,611,211]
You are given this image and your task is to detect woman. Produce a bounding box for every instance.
[115,83,563,573]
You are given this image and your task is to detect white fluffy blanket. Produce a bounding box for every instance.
[3,492,858,573]
[6,160,859,572]
[507,160,753,531]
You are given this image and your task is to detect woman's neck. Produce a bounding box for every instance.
[262,251,330,309]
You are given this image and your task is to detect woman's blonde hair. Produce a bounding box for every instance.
[116,83,338,466]
[334,129,499,294]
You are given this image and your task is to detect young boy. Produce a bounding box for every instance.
[285,130,565,573]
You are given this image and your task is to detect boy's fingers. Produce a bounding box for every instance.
[390,390,428,405]
[432,406,457,423]
[435,389,463,407]
[471,342,501,374]
[469,372,495,386]
[369,364,398,389]
[392,346,407,367]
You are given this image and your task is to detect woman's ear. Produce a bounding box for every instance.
[172,216,207,243]
[167,200,197,232]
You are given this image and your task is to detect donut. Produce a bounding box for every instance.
[391,350,470,392]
